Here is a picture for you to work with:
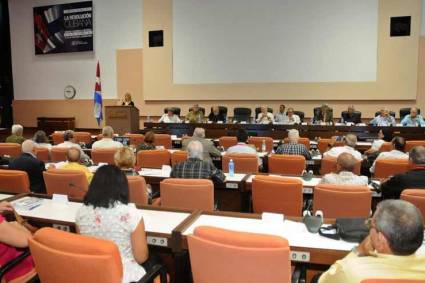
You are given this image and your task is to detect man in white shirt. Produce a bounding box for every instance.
[274,104,286,124]
[256,106,274,124]
[321,152,368,186]
[283,107,301,125]
[323,134,362,161]
[56,130,91,163]
[370,136,409,173]
[92,126,123,149]
[158,108,181,123]
[369,109,396,126]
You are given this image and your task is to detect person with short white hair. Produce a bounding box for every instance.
[275,129,311,159]
[171,140,225,184]
[282,107,301,125]
[159,108,181,123]
[321,152,368,185]
[323,134,362,160]
[256,106,274,124]
[56,130,91,164]
[401,107,425,127]
[9,140,46,193]
[6,124,25,144]
[369,109,396,126]
[182,127,221,163]
[92,126,123,149]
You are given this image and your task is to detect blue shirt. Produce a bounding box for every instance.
[369,115,396,126]
[401,114,425,127]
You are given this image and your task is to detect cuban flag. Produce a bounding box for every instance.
[93,61,103,126]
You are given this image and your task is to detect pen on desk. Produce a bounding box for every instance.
[28,203,42,211]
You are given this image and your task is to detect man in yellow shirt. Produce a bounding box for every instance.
[62,147,93,183]
[319,199,425,283]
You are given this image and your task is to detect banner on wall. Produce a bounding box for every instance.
[33,1,93,55]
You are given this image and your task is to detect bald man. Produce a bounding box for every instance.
[320,152,368,185]
[61,148,93,182]
[9,140,46,193]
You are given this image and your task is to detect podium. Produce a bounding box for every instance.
[105,106,139,135]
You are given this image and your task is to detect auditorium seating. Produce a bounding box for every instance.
[0,169,30,193]
[0,143,21,157]
[400,189,425,220]
[188,226,291,283]
[405,140,425,152]
[218,136,237,150]
[164,107,181,116]
[373,159,410,179]
[254,107,273,118]
[154,134,172,149]
[341,111,361,122]
[124,133,144,146]
[222,153,259,174]
[252,175,303,216]
[159,178,214,211]
[127,176,149,205]
[171,150,188,166]
[247,136,273,152]
[51,132,64,145]
[379,142,393,152]
[233,107,252,123]
[43,169,88,199]
[284,137,310,150]
[91,148,118,165]
[399,107,420,120]
[50,147,69,162]
[320,157,361,175]
[313,184,372,218]
[35,147,50,162]
[137,149,171,168]
[268,154,306,175]
[293,111,305,122]
[73,132,91,145]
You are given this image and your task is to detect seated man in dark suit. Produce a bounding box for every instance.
[208,106,226,123]
[341,105,361,124]
[380,145,425,199]
[312,104,333,124]
[171,140,225,185]
[9,140,46,194]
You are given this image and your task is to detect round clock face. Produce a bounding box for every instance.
[64,85,76,99]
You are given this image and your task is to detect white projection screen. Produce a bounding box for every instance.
[172,0,378,84]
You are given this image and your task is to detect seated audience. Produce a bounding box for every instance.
[208,106,226,123]
[283,107,301,125]
[9,140,46,194]
[341,105,361,124]
[323,134,362,160]
[182,128,221,164]
[366,128,393,154]
[313,104,333,124]
[381,146,425,199]
[5,124,25,144]
[61,147,93,183]
[401,107,425,127]
[158,108,181,123]
[318,200,425,282]
[321,153,368,185]
[370,109,396,126]
[227,129,257,154]
[256,106,274,124]
[274,104,286,124]
[121,92,135,106]
[114,146,137,176]
[185,104,204,123]
[76,165,149,283]
[370,136,408,173]
[32,130,52,150]
[92,126,123,149]
[171,140,225,184]
[0,201,35,282]
[136,131,156,152]
[275,129,311,160]
[56,130,91,164]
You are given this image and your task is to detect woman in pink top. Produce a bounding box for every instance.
[0,202,34,282]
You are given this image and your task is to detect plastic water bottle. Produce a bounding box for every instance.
[261,139,266,152]
[228,159,235,177]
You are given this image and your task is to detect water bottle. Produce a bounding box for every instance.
[261,139,266,152]
[228,159,235,177]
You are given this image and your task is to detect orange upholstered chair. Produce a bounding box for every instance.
[313,184,372,218]
[252,175,303,216]
[35,147,50,162]
[137,150,171,168]
[248,137,274,152]
[320,157,361,175]
[284,137,310,150]
[362,280,425,283]
[374,159,410,178]
[218,136,237,150]
[317,139,333,154]
[124,134,144,146]
[188,226,291,283]
[154,134,172,149]
[51,132,64,145]
[268,154,306,175]
[43,169,88,199]
[405,140,425,152]
[29,227,122,283]
[159,179,214,211]
[91,148,118,165]
[73,132,92,145]
[127,176,149,205]
[222,153,259,174]
[0,169,30,194]
[401,189,425,220]
[0,143,21,158]
[50,147,69,162]
[171,150,187,166]
[379,142,393,152]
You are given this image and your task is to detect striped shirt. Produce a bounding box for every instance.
[170,158,225,184]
